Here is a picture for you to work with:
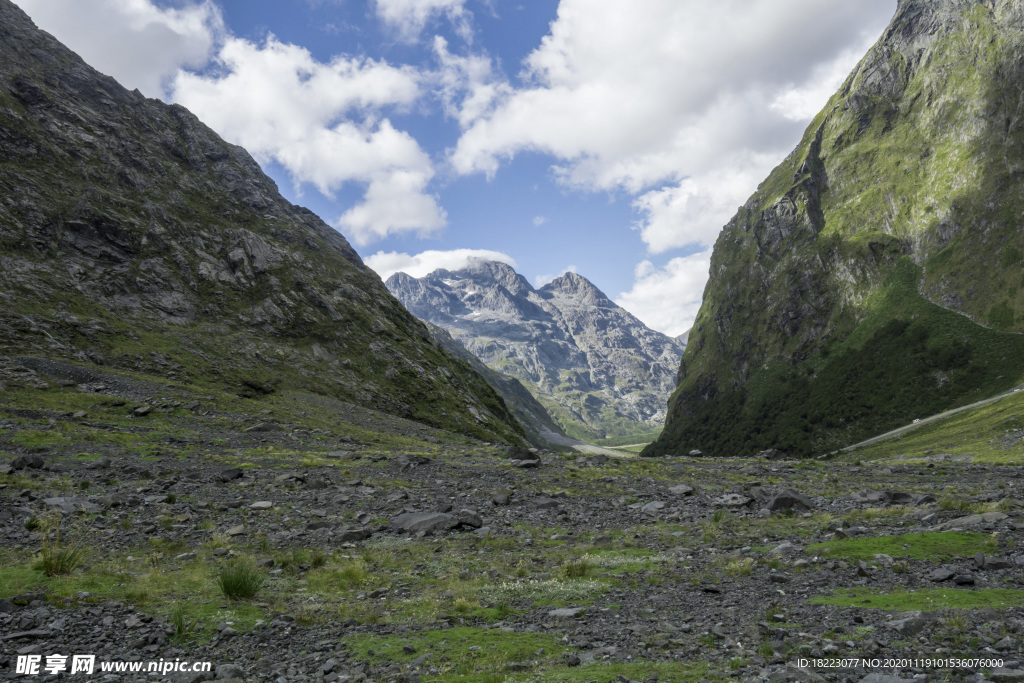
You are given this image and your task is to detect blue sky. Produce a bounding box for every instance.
[16,0,896,335]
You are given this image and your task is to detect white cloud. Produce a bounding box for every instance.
[375,0,471,41]
[633,154,775,253]
[615,252,712,337]
[450,0,894,252]
[15,0,223,97]
[534,265,576,289]
[532,216,547,227]
[432,36,511,128]
[366,249,516,280]
[172,36,446,244]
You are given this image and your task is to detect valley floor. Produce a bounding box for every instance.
[1,359,1024,682]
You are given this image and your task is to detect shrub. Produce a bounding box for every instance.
[218,561,266,600]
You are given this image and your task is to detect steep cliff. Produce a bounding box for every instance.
[645,0,1024,458]
[0,0,526,445]
[387,261,684,440]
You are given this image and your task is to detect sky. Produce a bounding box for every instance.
[15,0,896,336]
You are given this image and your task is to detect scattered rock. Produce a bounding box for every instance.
[389,512,459,535]
[712,493,752,508]
[11,455,44,470]
[768,489,814,512]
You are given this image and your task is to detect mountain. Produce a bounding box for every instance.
[644,0,1024,458]
[386,260,684,440]
[0,0,527,445]
[421,320,569,447]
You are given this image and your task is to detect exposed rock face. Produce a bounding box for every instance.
[386,261,684,440]
[422,320,568,447]
[645,0,1024,458]
[0,0,525,445]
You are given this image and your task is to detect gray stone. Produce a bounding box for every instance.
[668,484,694,496]
[390,512,459,534]
[547,607,585,618]
[218,468,243,482]
[132,405,152,417]
[640,501,666,514]
[688,449,703,457]
[926,568,955,582]
[513,458,541,468]
[507,447,536,461]
[225,525,245,536]
[215,664,244,680]
[769,665,827,682]
[457,509,483,528]
[933,511,1008,530]
[768,489,814,512]
[337,527,373,543]
[712,493,752,508]
[250,501,274,510]
[533,497,561,510]
[757,449,786,460]
[991,669,1024,682]
[889,612,930,637]
[11,455,44,470]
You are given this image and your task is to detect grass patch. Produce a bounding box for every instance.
[478,578,608,607]
[507,661,715,682]
[347,627,571,679]
[811,587,1024,611]
[808,532,997,562]
[848,385,1024,464]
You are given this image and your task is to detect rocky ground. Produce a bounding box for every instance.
[2,361,1024,682]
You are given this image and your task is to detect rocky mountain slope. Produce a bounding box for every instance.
[644,0,1024,458]
[0,0,526,445]
[386,261,684,441]
[422,320,569,447]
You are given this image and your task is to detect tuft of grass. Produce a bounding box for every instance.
[34,514,85,577]
[453,597,478,613]
[170,603,196,638]
[310,550,328,569]
[938,495,973,511]
[217,561,265,600]
[725,557,755,576]
[560,557,593,579]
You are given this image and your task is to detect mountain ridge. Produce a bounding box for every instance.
[644,0,1024,458]
[386,260,684,441]
[0,0,527,445]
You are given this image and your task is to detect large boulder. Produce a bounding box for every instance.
[389,512,459,534]
[768,490,814,512]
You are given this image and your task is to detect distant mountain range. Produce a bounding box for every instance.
[386,261,684,441]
